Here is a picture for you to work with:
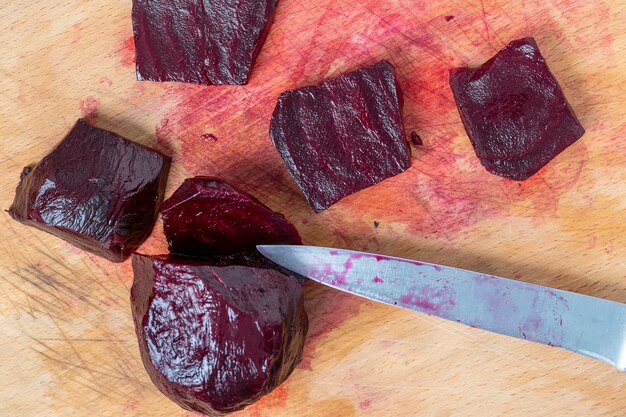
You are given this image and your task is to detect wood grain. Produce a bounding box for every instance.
[1,0,625,415]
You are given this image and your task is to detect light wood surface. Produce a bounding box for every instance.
[1,0,625,415]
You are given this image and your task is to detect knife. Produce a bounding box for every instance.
[257,245,626,371]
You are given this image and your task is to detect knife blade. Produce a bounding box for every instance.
[257,245,626,371]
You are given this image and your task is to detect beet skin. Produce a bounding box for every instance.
[132,0,279,85]
[160,177,301,258]
[269,60,411,212]
[8,119,170,262]
[131,253,308,416]
[449,37,585,180]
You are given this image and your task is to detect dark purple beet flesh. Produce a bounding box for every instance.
[449,37,585,180]
[131,253,308,416]
[160,177,301,257]
[269,60,411,212]
[410,131,423,146]
[8,119,170,262]
[132,0,279,85]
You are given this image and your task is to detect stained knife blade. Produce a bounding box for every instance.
[257,245,626,371]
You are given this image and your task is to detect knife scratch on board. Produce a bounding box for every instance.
[31,341,146,398]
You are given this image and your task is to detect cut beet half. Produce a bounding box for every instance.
[160,177,301,258]
[132,0,279,85]
[449,37,585,180]
[269,60,411,212]
[131,253,308,416]
[8,119,170,262]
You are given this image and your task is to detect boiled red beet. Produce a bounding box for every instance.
[8,119,170,262]
[160,177,301,257]
[269,60,411,212]
[132,0,279,85]
[131,253,307,416]
[449,37,585,180]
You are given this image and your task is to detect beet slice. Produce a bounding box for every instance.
[131,253,308,415]
[132,0,279,85]
[449,37,585,180]
[160,177,301,258]
[269,60,411,212]
[8,119,170,262]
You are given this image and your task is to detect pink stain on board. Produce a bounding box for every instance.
[246,384,289,416]
[118,0,599,248]
[380,339,396,349]
[79,96,100,123]
[200,133,218,142]
[359,399,373,410]
[298,282,363,371]
[118,36,136,67]
[99,76,113,86]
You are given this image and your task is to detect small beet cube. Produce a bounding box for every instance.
[160,177,301,257]
[449,37,585,180]
[131,253,308,415]
[269,60,411,212]
[8,119,170,262]
[132,0,279,85]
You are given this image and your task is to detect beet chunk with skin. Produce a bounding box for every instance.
[8,119,170,262]
[449,37,585,180]
[269,60,411,212]
[131,253,308,416]
[160,177,302,257]
[132,0,279,85]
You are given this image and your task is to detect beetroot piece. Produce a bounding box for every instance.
[410,131,423,146]
[131,253,308,416]
[449,37,585,180]
[269,60,411,212]
[132,0,279,85]
[8,119,170,262]
[160,177,301,257]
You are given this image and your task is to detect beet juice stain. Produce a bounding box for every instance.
[140,5,589,245]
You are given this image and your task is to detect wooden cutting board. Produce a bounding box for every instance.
[1,0,625,415]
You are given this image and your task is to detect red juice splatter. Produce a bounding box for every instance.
[373,276,384,283]
[380,339,396,349]
[79,96,100,123]
[445,15,455,22]
[298,282,363,371]
[117,36,135,67]
[200,133,218,142]
[125,0,598,255]
[359,399,373,410]
[99,76,113,86]
[246,384,289,416]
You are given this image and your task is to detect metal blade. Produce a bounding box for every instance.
[258,245,626,371]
